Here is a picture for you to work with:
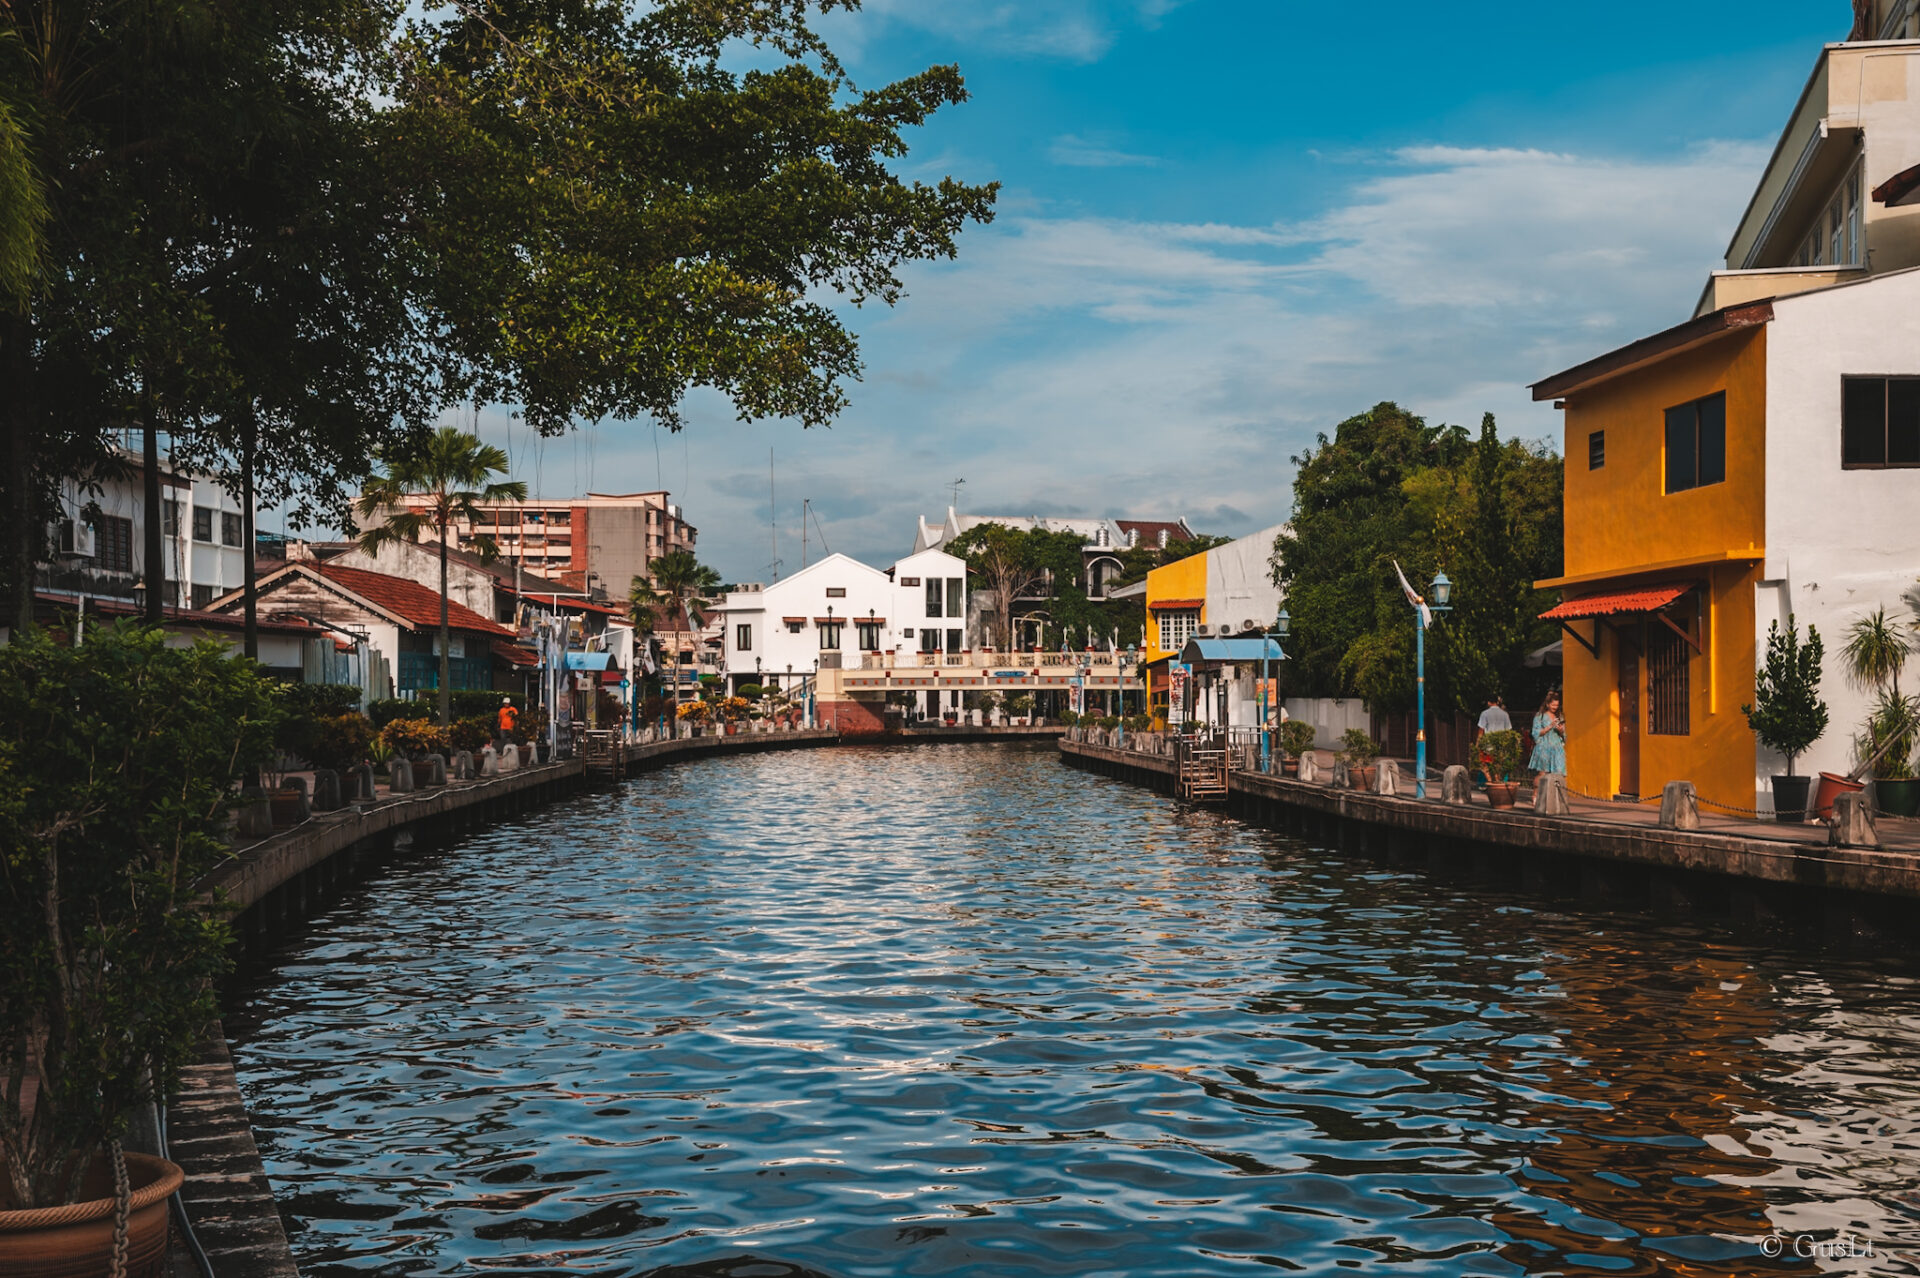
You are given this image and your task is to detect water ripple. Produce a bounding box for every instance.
[227,745,1920,1276]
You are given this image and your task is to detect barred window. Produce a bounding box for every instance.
[97,516,134,574]
[1648,623,1691,736]
[1158,609,1198,650]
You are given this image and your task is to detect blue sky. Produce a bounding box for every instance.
[439,0,1843,582]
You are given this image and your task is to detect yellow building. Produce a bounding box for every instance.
[1137,525,1284,722]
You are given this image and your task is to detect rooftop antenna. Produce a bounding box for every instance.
[801,498,809,569]
[770,448,778,581]
[949,477,966,511]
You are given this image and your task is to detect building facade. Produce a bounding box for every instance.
[418,490,697,602]
[1137,524,1287,724]
[46,447,251,611]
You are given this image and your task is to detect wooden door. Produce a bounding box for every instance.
[1617,637,1641,799]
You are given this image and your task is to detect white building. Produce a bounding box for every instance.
[46,446,251,611]
[717,548,971,716]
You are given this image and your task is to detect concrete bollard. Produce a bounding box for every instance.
[1534,772,1571,815]
[388,758,415,794]
[1374,760,1401,796]
[1298,753,1319,784]
[452,750,475,780]
[1658,781,1699,831]
[349,763,376,803]
[311,769,343,813]
[498,744,520,773]
[1830,792,1879,848]
[1331,758,1350,789]
[1441,765,1472,806]
[421,754,448,787]
[479,745,498,776]
[237,785,274,836]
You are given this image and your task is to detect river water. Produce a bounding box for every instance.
[226,744,1920,1276]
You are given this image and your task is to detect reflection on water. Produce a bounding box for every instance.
[226,744,1920,1276]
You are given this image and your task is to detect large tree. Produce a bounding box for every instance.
[1272,403,1562,715]
[629,551,723,709]
[356,429,527,725]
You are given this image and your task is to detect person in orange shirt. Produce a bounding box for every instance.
[496,698,518,747]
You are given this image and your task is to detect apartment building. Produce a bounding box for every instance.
[419,490,697,602]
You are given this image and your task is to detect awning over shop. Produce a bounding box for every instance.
[1177,637,1285,667]
[1539,585,1687,621]
[493,641,539,668]
[563,651,616,671]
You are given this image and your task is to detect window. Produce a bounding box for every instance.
[192,505,214,542]
[1795,162,1863,267]
[899,576,920,587]
[946,577,963,618]
[1664,392,1726,493]
[736,623,752,652]
[926,577,943,618]
[1159,609,1198,650]
[97,515,134,574]
[162,500,180,537]
[857,621,881,651]
[920,629,940,653]
[1588,430,1605,470]
[1648,622,1691,736]
[221,511,243,548]
[1841,377,1920,468]
[825,586,846,599]
[785,619,804,634]
[190,583,215,610]
[946,628,962,654]
[901,627,915,639]
[819,622,843,650]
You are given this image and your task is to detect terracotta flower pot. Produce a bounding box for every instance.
[1351,765,1377,791]
[1486,781,1520,809]
[1814,771,1865,820]
[0,1151,183,1278]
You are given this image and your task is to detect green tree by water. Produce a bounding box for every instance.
[356,428,528,726]
[631,552,724,709]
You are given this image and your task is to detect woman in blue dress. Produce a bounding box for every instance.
[1529,690,1567,776]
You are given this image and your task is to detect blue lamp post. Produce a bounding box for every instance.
[1261,608,1290,773]
[1413,570,1454,798]
[1117,643,1137,748]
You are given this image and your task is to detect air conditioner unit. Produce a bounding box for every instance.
[1195,623,1213,636]
[1242,619,1260,634]
[57,518,96,558]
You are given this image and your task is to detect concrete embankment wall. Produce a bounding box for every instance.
[1059,737,1920,949]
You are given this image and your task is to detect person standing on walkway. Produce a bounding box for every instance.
[1529,691,1566,776]
[496,697,519,748]
[1476,694,1511,740]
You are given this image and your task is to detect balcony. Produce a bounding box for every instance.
[860,650,1131,671]
[1694,264,1866,316]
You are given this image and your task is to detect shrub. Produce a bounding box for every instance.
[450,716,493,753]
[382,716,449,757]
[450,690,524,721]
[1095,716,1120,730]
[1742,617,1827,776]
[1281,719,1318,760]
[677,700,711,722]
[369,697,432,728]
[737,683,764,701]
[516,706,549,747]
[1338,728,1380,766]
[1123,713,1153,732]
[0,625,276,1207]
[309,713,376,772]
[1478,728,1524,782]
[279,682,363,719]
[1058,709,1082,726]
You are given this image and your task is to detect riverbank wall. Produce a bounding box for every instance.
[1058,737,1920,949]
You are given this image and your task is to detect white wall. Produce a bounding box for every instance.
[1204,523,1287,633]
[719,554,894,689]
[891,549,969,655]
[1762,267,1920,793]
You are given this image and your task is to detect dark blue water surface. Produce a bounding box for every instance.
[227,744,1920,1276]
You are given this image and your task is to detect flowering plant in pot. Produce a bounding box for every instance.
[1338,728,1380,790]
[1477,729,1525,807]
[1742,617,1829,822]
[0,626,276,1272]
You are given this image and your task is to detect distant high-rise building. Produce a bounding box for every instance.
[416,491,697,601]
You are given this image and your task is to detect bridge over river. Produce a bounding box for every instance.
[225,743,1920,1276]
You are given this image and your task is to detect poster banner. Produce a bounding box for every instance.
[1168,664,1190,727]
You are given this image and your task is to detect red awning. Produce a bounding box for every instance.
[782,616,807,624]
[813,616,840,624]
[1539,585,1687,621]
[1148,598,1204,611]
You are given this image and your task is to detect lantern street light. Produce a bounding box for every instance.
[1259,607,1290,774]
[1118,643,1139,748]
[1406,567,1454,798]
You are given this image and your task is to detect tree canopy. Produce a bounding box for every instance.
[1272,403,1562,715]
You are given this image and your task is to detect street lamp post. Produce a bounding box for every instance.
[1411,570,1454,798]
[1262,608,1290,774]
[1118,643,1138,748]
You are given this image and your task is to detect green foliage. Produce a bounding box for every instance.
[1858,691,1918,781]
[1059,710,1082,726]
[0,625,277,1207]
[948,523,1132,650]
[1742,618,1828,775]
[1477,728,1524,782]
[1005,692,1035,715]
[278,684,365,719]
[370,698,433,728]
[1843,606,1911,694]
[1273,404,1562,714]
[1281,719,1318,760]
[381,717,449,757]
[1338,728,1380,766]
[308,714,376,774]
[737,683,764,700]
[449,690,523,721]
[1123,712,1153,732]
[448,716,493,754]
[632,551,725,705]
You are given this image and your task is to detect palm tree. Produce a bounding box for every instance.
[356,427,527,725]
[630,550,722,712]
[1843,605,1917,775]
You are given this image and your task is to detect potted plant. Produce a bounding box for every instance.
[1827,606,1913,817]
[1861,691,1920,817]
[1339,728,1380,791]
[1280,720,1317,776]
[1,626,276,1273]
[1741,617,1828,822]
[1477,728,1525,807]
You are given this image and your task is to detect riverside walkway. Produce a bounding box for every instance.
[1059,732,1920,942]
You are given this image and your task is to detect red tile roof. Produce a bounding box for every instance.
[493,640,540,667]
[518,591,628,617]
[1116,519,1194,543]
[1539,585,1687,621]
[313,564,515,637]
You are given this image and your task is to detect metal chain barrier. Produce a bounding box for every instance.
[109,1136,130,1278]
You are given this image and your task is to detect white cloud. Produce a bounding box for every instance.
[1049,133,1161,167]
[824,0,1187,64]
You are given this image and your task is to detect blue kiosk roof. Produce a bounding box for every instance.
[1177,637,1285,666]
